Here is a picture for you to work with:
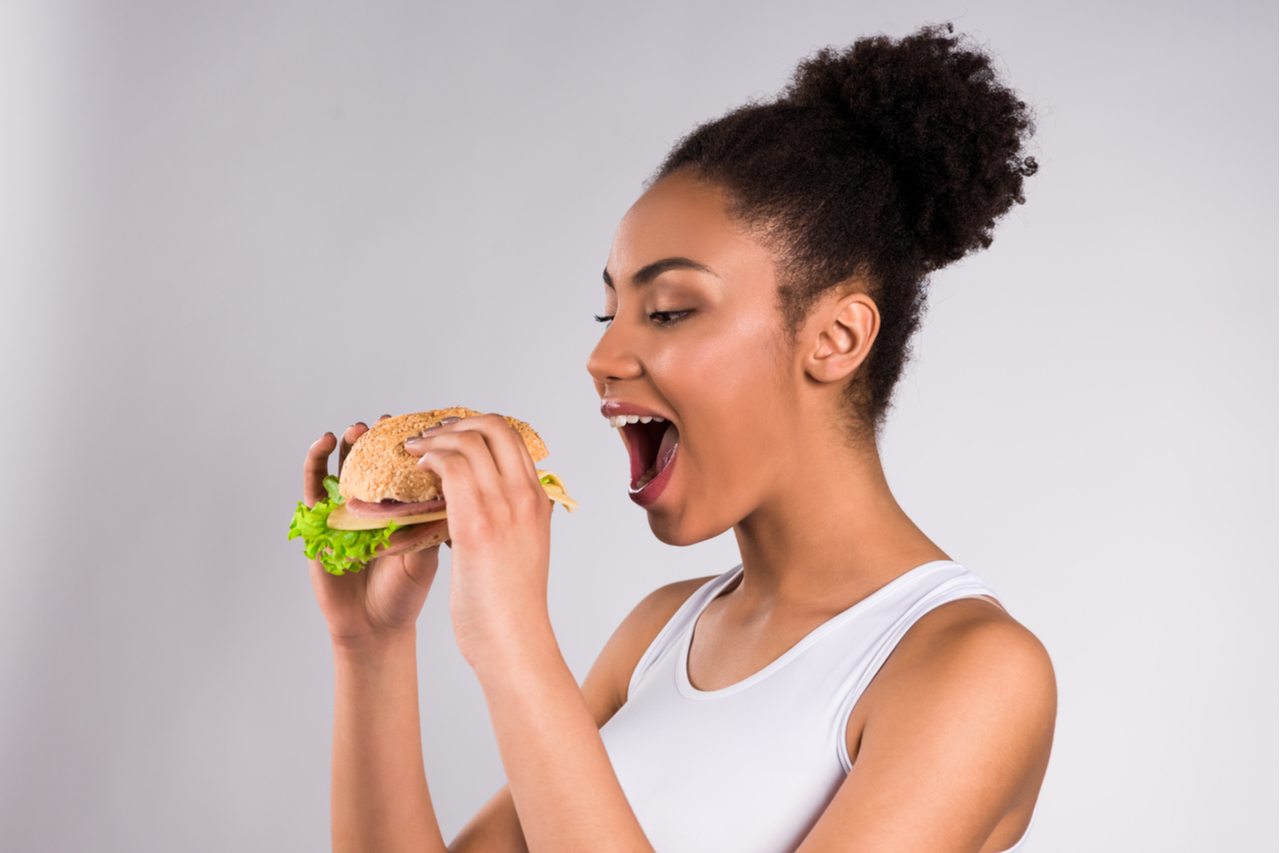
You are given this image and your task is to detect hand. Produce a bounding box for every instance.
[303,420,441,647]
[404,414,554,670]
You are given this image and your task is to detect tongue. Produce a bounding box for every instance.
[654,422,678,473]
[632,422,679,490]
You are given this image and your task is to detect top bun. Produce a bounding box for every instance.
[338,407,549,503]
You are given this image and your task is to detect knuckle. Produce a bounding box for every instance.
[514,488,544,516]
[466,513,496,539]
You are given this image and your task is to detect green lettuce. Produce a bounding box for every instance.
[287,475,399,576]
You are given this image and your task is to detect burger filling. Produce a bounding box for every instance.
[345,496,448,518]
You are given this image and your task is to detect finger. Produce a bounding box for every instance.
[414,443,505,507]
[466,414,540,483]
[402,415,465,458]
[410,414,538,485]
[304,433,337,507]
[423,443,530,536]
[337,422,368,476]
[412,430,505,494]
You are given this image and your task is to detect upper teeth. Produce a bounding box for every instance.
[609,415,665,428]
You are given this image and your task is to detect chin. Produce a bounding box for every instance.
[645,506,729,548]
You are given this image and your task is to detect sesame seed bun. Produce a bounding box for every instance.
[337,408,549,503]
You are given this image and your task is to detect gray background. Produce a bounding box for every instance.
[1,0,1275,850]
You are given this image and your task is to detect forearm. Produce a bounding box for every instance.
[332,630,448,853]
[474,623,653,853]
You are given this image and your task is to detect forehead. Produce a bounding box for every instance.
[606,173,773,284]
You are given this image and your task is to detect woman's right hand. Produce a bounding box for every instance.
[303,421,442,647]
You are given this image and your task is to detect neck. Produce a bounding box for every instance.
[731,426,948,611]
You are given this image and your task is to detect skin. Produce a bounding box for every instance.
[303,169,1056,853]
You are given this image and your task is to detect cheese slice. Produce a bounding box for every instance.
[538,470,579,513]
[327,470,577,531]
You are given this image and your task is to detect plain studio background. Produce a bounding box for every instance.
[1,0,1275,850]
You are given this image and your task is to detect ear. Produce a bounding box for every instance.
[802,292,880,384]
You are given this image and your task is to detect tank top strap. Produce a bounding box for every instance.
[627,565,744,698]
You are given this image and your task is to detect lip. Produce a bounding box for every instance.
[599,400,672,421]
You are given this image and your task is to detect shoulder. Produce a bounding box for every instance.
[877,598,1055,723]
[582,575,716,727]
[851,596,1057,770]
[810,599,1057,850]
[910,598,1055,700]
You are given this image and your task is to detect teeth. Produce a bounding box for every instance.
[607,414,667,427]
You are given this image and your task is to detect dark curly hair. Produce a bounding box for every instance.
[656,23,1037,432]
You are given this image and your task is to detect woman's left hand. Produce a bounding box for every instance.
[404,413,555,671]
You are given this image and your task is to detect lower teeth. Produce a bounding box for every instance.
[633,467,657,490]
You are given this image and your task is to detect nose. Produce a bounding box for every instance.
[586,320,643,389]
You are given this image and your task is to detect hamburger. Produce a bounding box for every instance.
[289,407,577,575]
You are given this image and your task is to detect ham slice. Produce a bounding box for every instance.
[346,496,447,519]
[375,519,449,558]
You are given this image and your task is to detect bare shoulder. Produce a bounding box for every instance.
[581,576,716,727]
[809,600,1056,851]
[910,599,1055,699]
[865,598,1057,737]
[850,599,1056,811]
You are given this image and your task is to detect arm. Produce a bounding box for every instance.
[331,631,447,852]
[410,419,647,852]
[308,420,705,853]
[304,426,449,853]
[797,600,1057,853]
[448,577,712,853]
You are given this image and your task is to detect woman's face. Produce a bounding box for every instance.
[587,172,803,546]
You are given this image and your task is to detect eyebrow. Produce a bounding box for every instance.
[602,257,715,289]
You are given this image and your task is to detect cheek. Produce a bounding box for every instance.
[652,307,793,494]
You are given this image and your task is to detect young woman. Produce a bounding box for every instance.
[301,25,1056,853]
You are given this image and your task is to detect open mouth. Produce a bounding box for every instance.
[612,415,679,503]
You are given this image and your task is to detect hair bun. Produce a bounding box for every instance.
[655,24,1037,426]
[783,24,1036,268]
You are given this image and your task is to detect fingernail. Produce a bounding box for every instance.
[405,433,430,445]
[440,416,462,425]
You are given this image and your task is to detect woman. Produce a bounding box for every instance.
[302,24,1056,853]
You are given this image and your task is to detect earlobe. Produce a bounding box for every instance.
[804,293,879,384]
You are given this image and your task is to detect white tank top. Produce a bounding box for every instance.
[599,560,1035,853]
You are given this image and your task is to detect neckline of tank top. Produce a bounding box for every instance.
[676,559,972,700]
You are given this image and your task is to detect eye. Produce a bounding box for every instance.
[593,314,614,324]
[649,310,691,327]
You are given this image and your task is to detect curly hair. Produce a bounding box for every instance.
[656,23,1037,431]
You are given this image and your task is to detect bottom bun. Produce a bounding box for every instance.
[376,520,450,559]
